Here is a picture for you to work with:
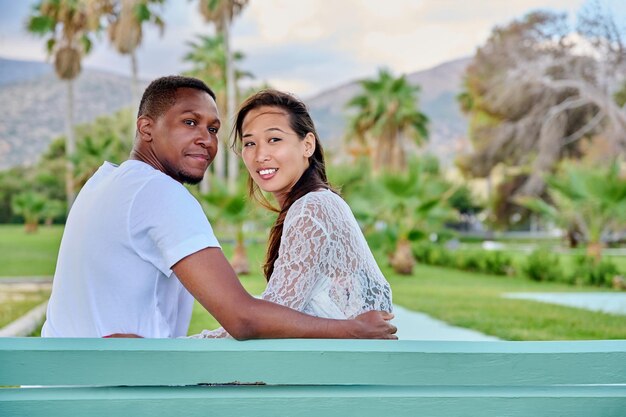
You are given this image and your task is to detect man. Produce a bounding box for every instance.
[42,75,396,339]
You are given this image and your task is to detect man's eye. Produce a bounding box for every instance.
[184,120,197,126]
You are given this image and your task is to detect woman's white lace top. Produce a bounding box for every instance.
[190,189,393,338]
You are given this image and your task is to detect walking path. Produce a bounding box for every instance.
[504,292,626,316]
[392,305,499,341]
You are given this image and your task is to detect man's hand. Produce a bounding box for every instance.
[350,311,398,340]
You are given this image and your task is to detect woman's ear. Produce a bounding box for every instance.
[136,116,153,142]
[304,132,316,157]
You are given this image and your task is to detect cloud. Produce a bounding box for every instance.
[1,0,608,97]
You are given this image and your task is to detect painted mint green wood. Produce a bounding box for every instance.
[1,339,625,416]
[1,386,626,417]
[1,339,626,386]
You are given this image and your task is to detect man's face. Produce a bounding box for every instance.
[149,88,220,184]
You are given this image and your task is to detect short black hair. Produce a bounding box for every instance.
[137,75,216,119]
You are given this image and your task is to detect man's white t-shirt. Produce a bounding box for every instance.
[42,160,220,338]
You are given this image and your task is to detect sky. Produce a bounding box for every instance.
[1,0,618,98]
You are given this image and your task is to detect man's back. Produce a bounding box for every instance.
[42,160,219,338]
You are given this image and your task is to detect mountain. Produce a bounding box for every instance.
[306,57,472,166]
[0,58,147,170]
[0,56,472,170]
[0,57,53,86]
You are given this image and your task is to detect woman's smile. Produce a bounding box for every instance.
[257,168,278,180]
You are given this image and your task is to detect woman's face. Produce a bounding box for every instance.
[240,105,315,206]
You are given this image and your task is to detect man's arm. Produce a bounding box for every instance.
[173,247,397,340]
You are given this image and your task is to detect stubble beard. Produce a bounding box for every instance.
[177,168,204,185]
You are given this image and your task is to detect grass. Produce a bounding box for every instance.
[0,290,49,328]
[385,263,626,340]
[0,225,63,277]
[0,224,624,340]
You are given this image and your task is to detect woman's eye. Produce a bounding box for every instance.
[269,137,282,143]
[208,127,218,134]
[184,120,197,126]
[243,141,254,147]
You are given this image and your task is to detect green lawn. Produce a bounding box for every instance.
[0,225,63,277]
[386,263,626,341]
[0,290,50,328]
[1,224,624,340]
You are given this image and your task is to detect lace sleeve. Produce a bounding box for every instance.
[261,213,330,312]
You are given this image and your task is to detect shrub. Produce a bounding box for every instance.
[482,251,515,276]
[521,250,563,282]
[455,251,483,272]
[412,242,454,268]
[570,255,621,287]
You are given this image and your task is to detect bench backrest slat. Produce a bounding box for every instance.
[1,338,625,387]
[2,385,626,417]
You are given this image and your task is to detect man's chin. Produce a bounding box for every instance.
[178,170,204,185]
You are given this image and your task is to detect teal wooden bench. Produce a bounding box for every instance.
[1,338,625,416]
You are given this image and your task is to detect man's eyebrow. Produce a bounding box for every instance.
[183,110,220,125]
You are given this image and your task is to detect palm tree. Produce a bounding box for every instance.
[42,199,66,226]
[71,110,133,188]
[196,0,249,191]
[106,0,165,112]
[346,68,429,173]
[12,192,48,233]
[520,161,626,261]
[350,157,455,275]
[27,0,106,209]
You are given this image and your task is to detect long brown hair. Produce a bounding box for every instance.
[233,89,332,281]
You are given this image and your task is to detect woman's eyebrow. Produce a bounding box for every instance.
[243,127,288,138]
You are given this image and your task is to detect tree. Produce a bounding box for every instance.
[346,68,429,173]
[41,198,66,226]
[106,0,165,112]
[520,160,626,261]
[458,3,626,197]
[27,0,107,209]
[71,111,133,188]
[348,157,455,275]
[11,192,48,233]
[196,0,249,191]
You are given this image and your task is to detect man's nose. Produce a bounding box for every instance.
[197,130,216,148]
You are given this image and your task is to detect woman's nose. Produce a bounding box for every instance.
[254,145,270,162]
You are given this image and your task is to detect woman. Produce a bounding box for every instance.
[192,89,392,338]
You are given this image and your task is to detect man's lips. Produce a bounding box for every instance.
[187,153,210,161]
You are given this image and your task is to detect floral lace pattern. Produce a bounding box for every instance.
[189,190,393,338]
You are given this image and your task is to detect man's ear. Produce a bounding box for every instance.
[137,116,154,142]
[304,132,316,156]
